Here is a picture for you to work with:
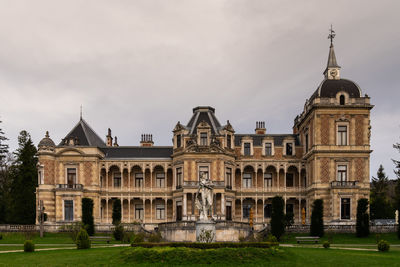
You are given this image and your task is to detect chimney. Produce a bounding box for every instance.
[255,121,266,134]
[106,128,113,147]
[140,134,154,147]
[113,136,119,147]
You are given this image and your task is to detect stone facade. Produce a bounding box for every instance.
[36,40,373,230]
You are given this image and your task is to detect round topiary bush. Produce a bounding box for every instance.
[76,228,91,249]
[323,241,330,249]
[24,240,35,252]
[267,235,278,243]
[377,240,390,252]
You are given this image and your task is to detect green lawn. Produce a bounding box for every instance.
[0,246,400,266]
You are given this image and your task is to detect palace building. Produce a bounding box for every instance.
[36,36,373,230]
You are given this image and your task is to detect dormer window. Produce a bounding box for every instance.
[244,143,251,156]
[200,133,208,146]
[286,143,293,156]
[265,143,272,156]
[227,134,232,148]
[340,95,345,105]
[176,134,181,148]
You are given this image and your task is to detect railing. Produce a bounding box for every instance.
[183,181,198,187]
[330,181,358,188]
[176,185,182,190]
[56,184,83,190]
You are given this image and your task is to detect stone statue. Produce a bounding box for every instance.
[195,173,214,221]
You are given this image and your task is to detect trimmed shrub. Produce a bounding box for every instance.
[113,224,124,241]
[271,196,285,241]
[310,199,324,237]
[61,222,83,242]
[112,199,121,225]
[356,198,370,237]
[76,228,91,249]
[82,198,95,236]
[377,240,390,252]
[148,232,162,243]
[323,241,330,249]
[267,235,278,243]
[132,232,145,243]
[122,232,134,244]
[24,240,35,252]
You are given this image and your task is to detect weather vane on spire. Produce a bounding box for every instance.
[328,24,336,45]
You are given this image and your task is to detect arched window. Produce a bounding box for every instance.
[340,95,345,105]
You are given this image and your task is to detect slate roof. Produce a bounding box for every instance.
[186,106,222,134]
[309,78,361,102]
[101,147,173,159]
[234,134,300,146]
[59,119,106,147]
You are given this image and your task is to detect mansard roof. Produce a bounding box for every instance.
[234,134,300,146]
[59,118,105,147]
[186,106,222,134]
[101,146,173,159]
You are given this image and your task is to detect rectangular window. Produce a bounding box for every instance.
[264,204,272,218]
[135,173,143,188]
[264,173,272,188]
[337,165,347,182]
[286,173,294,187]
[227,135,232,148]
[64,200,74,221]
[176,167,182,188]
[243,173,252,188]
[176,134,181,148]
[341,198,350,219]
[305,133,309,153]
[135,204,144,220]
[156,204,165,220]
[113,172,121,188]
[38,170,44,185]
[200,133,208,146]
[244,142,251,156]
[156,173,165,188]
[265,143,272,156]
[286,143,293,156]
[199,166,209,181]
[67,168,76,186]
[338,126,348,146]
[226,168,232,189]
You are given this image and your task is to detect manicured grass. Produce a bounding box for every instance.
[0,232,117,244]
[1,246,400,266]
[280,232,400,244]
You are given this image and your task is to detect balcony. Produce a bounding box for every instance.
[330,181,358,188]
[56,184,83,190]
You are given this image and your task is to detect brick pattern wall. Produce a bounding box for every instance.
[355,115,364,145]
[320,115,330,145]
[320,158,330,183]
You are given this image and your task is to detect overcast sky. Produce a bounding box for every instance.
[1,0,399,179]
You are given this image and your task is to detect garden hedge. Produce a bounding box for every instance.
[130,242,278,249]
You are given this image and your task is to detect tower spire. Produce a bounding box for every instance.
[324,25,341,80]
[80,105,83,120]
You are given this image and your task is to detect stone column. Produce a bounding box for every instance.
[276,169,279,191]
[240,197,243,222]
[298,198,301,224]
[106,170,109,190]
[106,198,109,224]
[150,198,153,223]
[284,169,287,191]
[262,198,265,223]
[128,199,131,223]
[221,194,225,217]
[128,169,131,191]
[143,199,145,223]
[121,198,124,222]
[183,193,187,218]
[255,198,258,222]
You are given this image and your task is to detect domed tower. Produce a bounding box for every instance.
[293,28,373,224]
[36,131,56,223]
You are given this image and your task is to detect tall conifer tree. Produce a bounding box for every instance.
[9,131,38,224]
[0,119,10,223]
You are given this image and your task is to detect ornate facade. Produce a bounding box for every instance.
[36,38,373,229]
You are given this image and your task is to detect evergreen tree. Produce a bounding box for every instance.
[82,198,95,236]
[270,196,285,241]
[310,199,324,237]
[0,119,10,223]
[8,131,38,224]
[393,141,400,239]
[370,165,393,219]
[356,198,370,237]
[112,199,121,225]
